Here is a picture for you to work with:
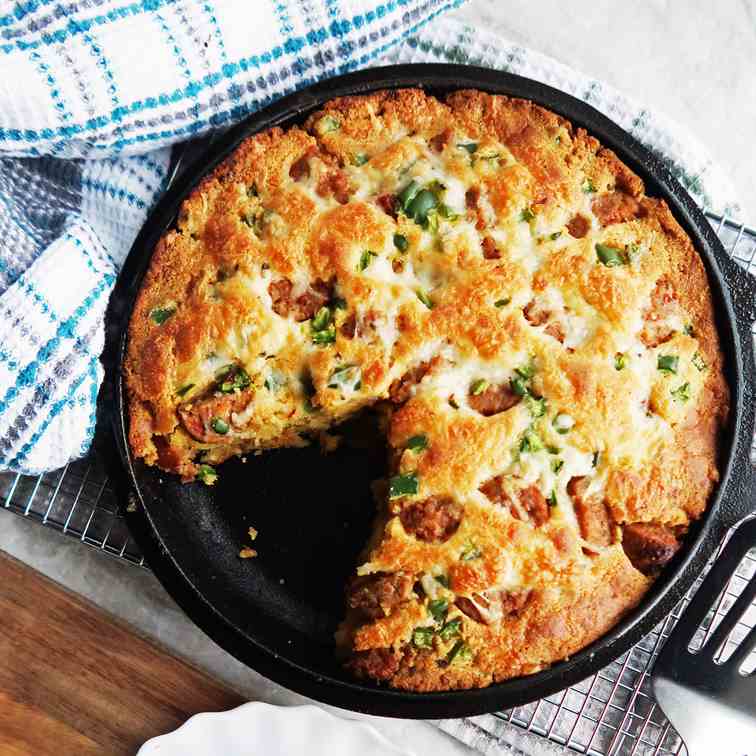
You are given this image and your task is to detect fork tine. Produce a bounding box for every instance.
[724,621,756,673]
[702,570,756,659]
[664,519,756,651]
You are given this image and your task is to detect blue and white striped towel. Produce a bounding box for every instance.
[0,1,741,475]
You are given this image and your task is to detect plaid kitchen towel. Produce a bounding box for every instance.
[0,3,743,486]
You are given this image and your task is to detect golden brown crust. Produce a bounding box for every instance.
[125,89,729,690]
[371,551,650,691]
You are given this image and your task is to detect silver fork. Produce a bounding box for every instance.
[652,517,756,755]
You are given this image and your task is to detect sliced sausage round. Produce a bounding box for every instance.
[388,361,430,404]
[566,214,591,238]
[268,277,293,318]
[523,300,550,327]
[291,279,333,322]
[270,278,333,322]
[377,193,398,218]
[468,383,521,417]
[481,236,500,260]
[592,191,643,227]
[640,277,678,348]
[455,595,489,624]
[400,496,463,543]
[479,477,549,526]
[430,128,452,152]
[179,391,249,443]
[567,476,613,548]
[456,589,531,624]
[347,572,414,619]
[519,486,549,526]
[622,522,680,575]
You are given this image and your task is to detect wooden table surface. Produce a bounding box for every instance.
[0,551,245,755]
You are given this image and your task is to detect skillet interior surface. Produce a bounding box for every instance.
[107,65,756,718]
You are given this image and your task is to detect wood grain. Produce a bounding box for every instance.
[0,551,244,755]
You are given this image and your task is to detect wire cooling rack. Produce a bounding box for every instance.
[2,209,755,756]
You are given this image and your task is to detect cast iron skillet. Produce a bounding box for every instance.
[105,65,756,718]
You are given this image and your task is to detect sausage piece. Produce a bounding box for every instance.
[289,156,310,180]
[523,299,550,327]
[592,191,643,227]
[292,278,332,322]
[479,475,507,506]
[622,523,680,575]
[268,278,293,318]
[567,476,613,548]
[566,475,589,501]
[465,187,480,210]
[456,590,531,624]
[400,496,463,543]
[567,214,591,238]
[481,236,500,260]
[179,391,250,443]
[291,290,324,322]
[377,193,398,218]
[330,171,352,204]
[316,169,351,204]
[429,128,452,152]
[455,595,489,624]
[388,361,431,404]
[347,572,414,619]
[518,486,549,526]
[340,313,357,338]
[524,300,566,343]
[640,277,678,348]
[465,187,486,230]
[269,278,333,322]
[479,477,549,526]
[348,648,399,681]
[468,383,521,416]
[289,146,317,180]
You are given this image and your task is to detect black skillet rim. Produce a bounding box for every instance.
[108,64,756,719]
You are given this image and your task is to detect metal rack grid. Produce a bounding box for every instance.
[0,447,145,568]
[1,209,755,756]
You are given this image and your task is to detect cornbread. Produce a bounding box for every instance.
[125,89,729,691]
